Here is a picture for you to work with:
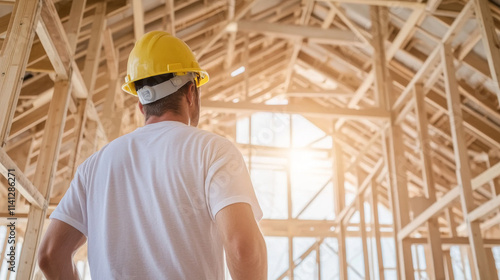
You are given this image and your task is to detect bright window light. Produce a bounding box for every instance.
[231,66,245,77]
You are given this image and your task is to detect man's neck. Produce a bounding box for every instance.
[144,112,189,126]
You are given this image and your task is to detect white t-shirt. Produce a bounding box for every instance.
[50,121,263,279]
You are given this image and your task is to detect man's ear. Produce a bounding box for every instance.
[138,101,144,114]
[185,82,196,106]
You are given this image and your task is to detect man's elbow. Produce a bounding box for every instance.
[38,249,52,271]
[37,244,59,274]
[232,235,267,264]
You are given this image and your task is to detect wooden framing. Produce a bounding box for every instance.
[370,180,385,280]
[399,160,500,239]
[202,100,390,120]
[195,0,257,60]
[0,149,45,209]
[413,82,445,279]
[164,0,175,35]
[0,0,42,146]
[64,0,86,53]
[357,173,370,279]
[237,20,362,46]
[132,0,144,40]
[372,6,412,279]
[36,0,72,79]
[474,0,500,104]
[0,0,499,278]
[333,139,347,279]
[18,78,72,278]
[72,1,106,176]
[81,2,105,95]
[392,0,474,114]
[485,248,499,280]
[319,0,426,8]
[441,42,489,279]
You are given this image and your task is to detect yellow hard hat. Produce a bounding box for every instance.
[122,31,209,96]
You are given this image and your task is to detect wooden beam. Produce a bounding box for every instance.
[72,2,107,170]
[392,47,440,113]
[468,193,500,222]
[0,0,42,146]
[63,0,86,53]
[223,0,235,69]
[103,28,118,80]
[0,150,45,209]
[71,60,88,99]
[8,102,50,140]
[370,181,385,280]
[196,0,257,59]
[277,239,325,280]
[335,5,426,130]
[318,0,426,8]
[286,131,294,280]
[392,0,474,114]
[413,82,445,280]
[486,248,500,280]
[386,8,425,60]
[36,0,87,100]
[27,40,48,66]
[165,0,175,35]
[18,78,72,279]
[278,41,301,101]
[329,3,371,46]
[474,0,500,104]
[276,0,315,102]
[408,237,500,247]
[443,250,455,280]
[357,180,370,279]
[441,42,490,279]
[0,11,11,37]
[338,220,348,280]
[295,178,332,219]
[372,6,412,279]
[336,159,384,225]
[102,28,121,140]
[315,241,321,280]
[201,100,390,120]
[286,90,353,98]
[321,3,337,29]
[332,133,347,280]
[399,160,500,239]
[457,27,481,60]
[471,160,500,189]
[0,231,8,273]
[132,0,144,39]
[35,0,72,79]
[237,20,362,46]
[69,100,86,177]
[82,1,106,95]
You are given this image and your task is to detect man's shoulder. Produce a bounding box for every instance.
[76,132,128,170]
[191,126,228,140]
[189,127,233,148]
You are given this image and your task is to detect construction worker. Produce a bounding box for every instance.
[38,31,267,280]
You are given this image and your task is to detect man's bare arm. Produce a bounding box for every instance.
[38,219,86,280]
[215,203,267,280]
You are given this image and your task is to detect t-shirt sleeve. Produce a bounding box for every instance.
[205,140,263,222]
[49,165,88,236]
